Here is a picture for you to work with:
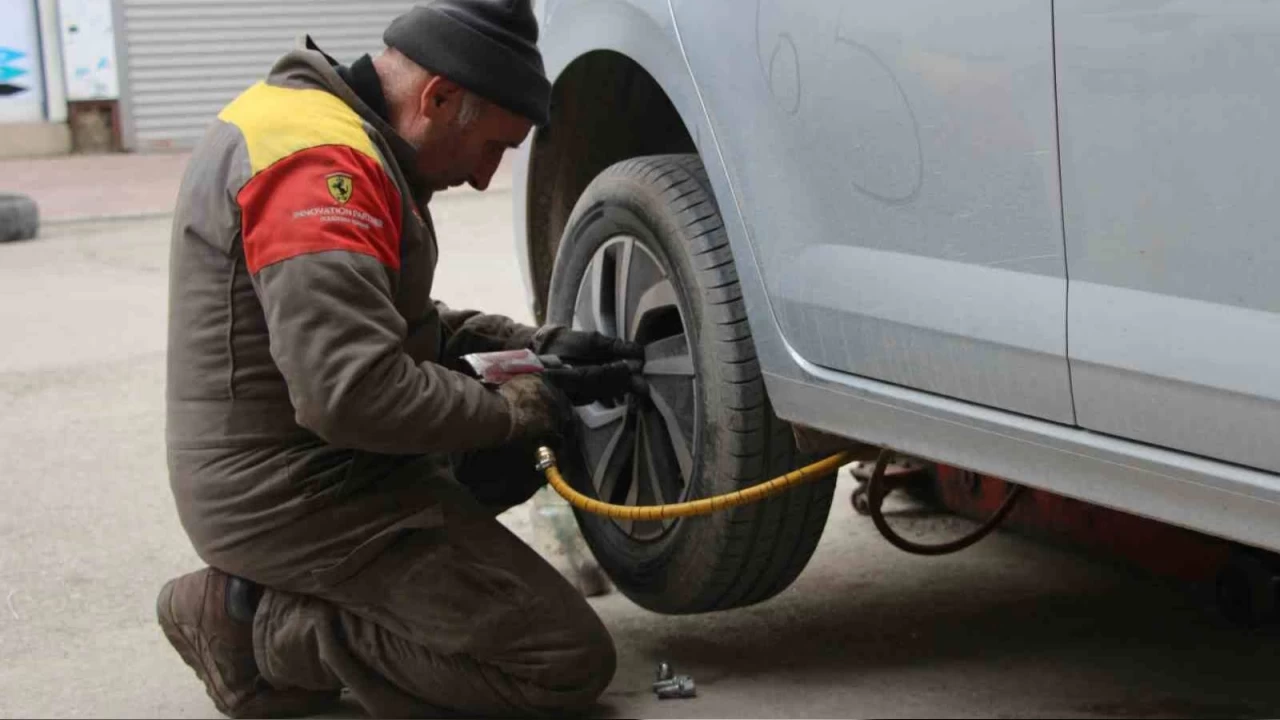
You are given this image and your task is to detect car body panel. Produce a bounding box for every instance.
[513,0,733,316]
[513,0,794,395]
[765,361,1280,553]
[514,0,1280,552]
[668,0,1074,423]
[1056,0,1280,474]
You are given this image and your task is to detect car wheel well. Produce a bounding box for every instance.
[526,50,696,323]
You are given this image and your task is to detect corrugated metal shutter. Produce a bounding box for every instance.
[119,0,413,151]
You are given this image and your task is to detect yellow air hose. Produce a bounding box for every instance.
[535,446,853,520]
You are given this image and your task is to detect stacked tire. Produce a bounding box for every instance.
[0,194,39,243]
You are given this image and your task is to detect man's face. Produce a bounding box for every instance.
[409,77,533,192]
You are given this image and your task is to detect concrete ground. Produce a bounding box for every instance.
[3,183,1280,719]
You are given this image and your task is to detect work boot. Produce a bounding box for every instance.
[156,568,338,718]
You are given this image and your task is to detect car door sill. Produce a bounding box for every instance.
[766,368,1280,553]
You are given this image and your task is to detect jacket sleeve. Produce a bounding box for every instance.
[436,302,539,370]
[238,144,513,454]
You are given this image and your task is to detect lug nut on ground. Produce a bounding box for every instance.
[652,662,696,699]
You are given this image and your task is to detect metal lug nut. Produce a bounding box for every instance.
[654,675,697,699]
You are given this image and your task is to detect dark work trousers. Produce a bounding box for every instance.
[181,440,617,718]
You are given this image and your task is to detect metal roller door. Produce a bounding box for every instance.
[118,0,411,151]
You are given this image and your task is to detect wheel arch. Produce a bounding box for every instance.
[512,2,710,323]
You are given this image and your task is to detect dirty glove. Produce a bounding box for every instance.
[498,374,573,443]
[531,325,645,364]
[543,360,645,406]
[439,307,537,371]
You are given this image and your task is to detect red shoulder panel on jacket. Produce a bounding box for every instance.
[238,145,403,273]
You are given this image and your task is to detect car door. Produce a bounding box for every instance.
[668,0,1074,423]
[1056,1,1280,474]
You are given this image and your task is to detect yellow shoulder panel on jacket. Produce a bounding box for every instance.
[218,81,380,175]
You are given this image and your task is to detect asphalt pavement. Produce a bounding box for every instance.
[2,185,1280,718]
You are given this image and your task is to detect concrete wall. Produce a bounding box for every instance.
[0,120,71,158]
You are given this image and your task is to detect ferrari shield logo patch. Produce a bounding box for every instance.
[326,173,354,205]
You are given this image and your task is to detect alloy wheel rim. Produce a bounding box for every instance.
[569,235,700,540]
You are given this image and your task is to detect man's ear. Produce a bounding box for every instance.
[420,75,464,123]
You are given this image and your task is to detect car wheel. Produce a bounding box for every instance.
[0,193,39,243]
[546,154,836,614]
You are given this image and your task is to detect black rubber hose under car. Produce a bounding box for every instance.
[866,449,1025,555]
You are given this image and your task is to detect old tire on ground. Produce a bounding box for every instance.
[546,154,836,614]
[0,193,39,243]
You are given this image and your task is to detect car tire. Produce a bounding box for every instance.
[0,193,39,243]
[546,154,835,614]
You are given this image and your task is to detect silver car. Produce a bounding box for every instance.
[512,0,1280,614]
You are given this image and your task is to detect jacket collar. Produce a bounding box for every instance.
[277,36,432,203]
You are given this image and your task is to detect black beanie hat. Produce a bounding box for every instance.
[383,0,550,126]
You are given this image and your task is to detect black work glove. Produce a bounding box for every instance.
[497,374,574,444]
[531,325,645,364]
[441,325,507,372]
[543,360,645,406]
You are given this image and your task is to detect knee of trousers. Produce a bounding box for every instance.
[530,607,618,713]
[251,588,344,692]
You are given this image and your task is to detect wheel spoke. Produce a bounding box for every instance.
[618,422,646,536]
[630,277,679,340]
[644,334,696,377]
[573,256,602,333]
[647,382,694,482]
[638,406,687,504]
[614,237,635,340]
[633,423,658,537]
[575,403,628,431]
[626,412,681,537]
[636,423,658,506]
[583,405,634,503]
[582,251,618,337]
